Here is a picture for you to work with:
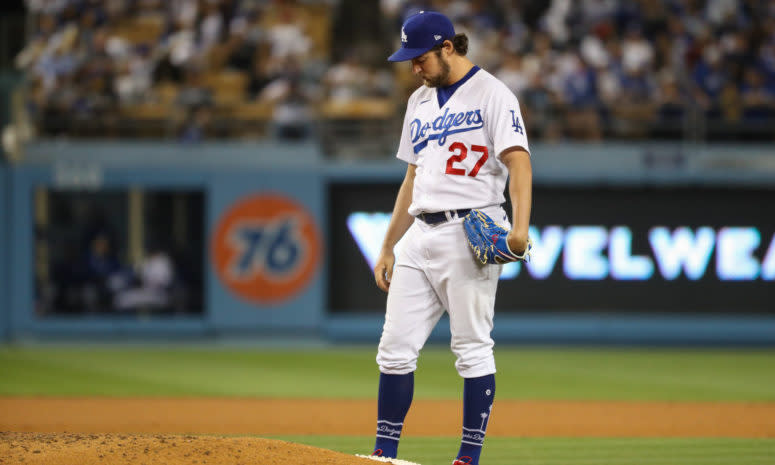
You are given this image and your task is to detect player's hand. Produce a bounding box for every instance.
[373,249,395,293]
[506,230,529,255]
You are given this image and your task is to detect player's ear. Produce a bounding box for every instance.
[442,39,454,56]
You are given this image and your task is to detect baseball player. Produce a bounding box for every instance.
[362,10,533,465]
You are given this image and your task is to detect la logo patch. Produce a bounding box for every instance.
[401,27,407,43]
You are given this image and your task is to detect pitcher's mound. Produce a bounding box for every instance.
[0,432,379,465]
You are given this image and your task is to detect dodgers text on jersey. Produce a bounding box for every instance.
[410,107,484,153]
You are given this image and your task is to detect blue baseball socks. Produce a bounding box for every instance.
[455,374,495,465]
[372,372,414,458]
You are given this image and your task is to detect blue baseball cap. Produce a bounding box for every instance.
[388,11,455,62]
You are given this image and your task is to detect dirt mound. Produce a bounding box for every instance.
[0,432,377,465]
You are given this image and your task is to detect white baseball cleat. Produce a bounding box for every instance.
[354,454,423,465]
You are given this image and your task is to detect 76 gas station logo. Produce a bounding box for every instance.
[212,194,321,305]
[227,216,306,280]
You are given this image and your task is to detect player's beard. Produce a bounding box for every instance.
[424,52,451,88]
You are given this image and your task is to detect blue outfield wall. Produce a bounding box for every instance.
[5,141,327,341]
[0,163,8,341]
[1,140,775,345]
[7,164,212,340]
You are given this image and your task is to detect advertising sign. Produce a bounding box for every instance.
[212,193,322,306]
[329,184,775,313]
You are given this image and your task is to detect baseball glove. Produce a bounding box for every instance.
[463,209,532,265]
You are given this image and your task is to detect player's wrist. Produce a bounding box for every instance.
[509,228,528,241]
[380,244,396,255]
[507,231,529,254]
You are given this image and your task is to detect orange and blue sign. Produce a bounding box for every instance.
[211,193,322,305]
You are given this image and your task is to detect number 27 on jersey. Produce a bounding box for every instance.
[445,142,488,177]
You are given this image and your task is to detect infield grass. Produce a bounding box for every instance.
[1,346,774,400]
[2,346,774,465]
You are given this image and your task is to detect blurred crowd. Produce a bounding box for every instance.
[13,0,775,143]
[15,0,385,141]
[384,0,775,140]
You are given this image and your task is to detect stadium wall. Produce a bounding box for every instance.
[0,163,8,341]
[1,140,774,345]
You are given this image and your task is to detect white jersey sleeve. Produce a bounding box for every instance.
[396,90,422,163]
[485,81,531,159]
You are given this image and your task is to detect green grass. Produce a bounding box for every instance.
[3,346,774,465]
[1,346,774,400]
[272,436,775,465]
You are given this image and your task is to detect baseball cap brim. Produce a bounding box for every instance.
[388,46,432,62]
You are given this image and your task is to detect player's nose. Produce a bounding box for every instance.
[412,62,422,75]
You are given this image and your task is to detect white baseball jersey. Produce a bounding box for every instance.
[396,67,530,216]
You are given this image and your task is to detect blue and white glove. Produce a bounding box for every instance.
[463,209,532,265]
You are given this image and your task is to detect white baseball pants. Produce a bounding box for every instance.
[377,206,506,378]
